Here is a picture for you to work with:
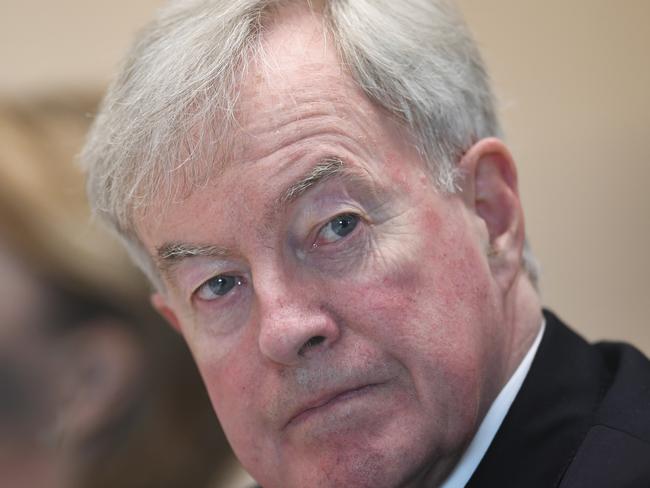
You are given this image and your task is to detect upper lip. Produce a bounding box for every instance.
[284,382,379,428]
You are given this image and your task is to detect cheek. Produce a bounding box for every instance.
[187,329,268,451]
[199,358,276,478]
[200,331,257,408]
[345,205,492,336]
[330,210,497,401]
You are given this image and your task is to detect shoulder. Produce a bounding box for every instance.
[469,310,650,487]
[550,313,650,487]
[546,312,650,443]
[593,338,650,439]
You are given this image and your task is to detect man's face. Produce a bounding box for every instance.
[142,9,510,488]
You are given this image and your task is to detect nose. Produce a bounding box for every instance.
[256,278,340,366]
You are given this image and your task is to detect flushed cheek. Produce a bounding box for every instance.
[338,262,486,377]
[193,335,276,464]
[343,213,489,339]
[331,218,493,397]
[333,290,485,456]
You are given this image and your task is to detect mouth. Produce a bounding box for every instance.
[285,383,381,428]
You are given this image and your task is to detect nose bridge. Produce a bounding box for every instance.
[254,265,339,366]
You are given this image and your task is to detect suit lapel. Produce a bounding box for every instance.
[466,311,608,487]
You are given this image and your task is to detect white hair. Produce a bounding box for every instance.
[81,0,540,289]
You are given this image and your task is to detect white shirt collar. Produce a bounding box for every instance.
[439,321,546,488]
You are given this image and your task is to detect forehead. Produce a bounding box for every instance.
[137,5,420,249]
[251,4,341,93]
[233,7,377,157]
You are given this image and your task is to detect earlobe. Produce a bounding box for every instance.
[151,293,183,333]
[458,138,525,289]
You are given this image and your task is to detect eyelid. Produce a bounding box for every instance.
[309,211,365,250]
[192,273,245,303]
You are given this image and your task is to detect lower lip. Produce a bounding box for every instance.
[288,384,378,427]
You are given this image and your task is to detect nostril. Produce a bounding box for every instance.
[298,335,326,356]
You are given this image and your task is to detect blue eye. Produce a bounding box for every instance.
[316,213,359,245]
[196,275,241,301]
[332,214,358,237]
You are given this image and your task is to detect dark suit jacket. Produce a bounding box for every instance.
[467,310,650,488]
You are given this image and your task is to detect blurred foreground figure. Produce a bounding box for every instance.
[0,96,238,488]
[82,1,650,487]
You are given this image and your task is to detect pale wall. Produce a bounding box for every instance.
[457,0,650,352]
[2,0,649,352]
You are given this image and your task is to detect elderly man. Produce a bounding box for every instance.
[82,1,650,486]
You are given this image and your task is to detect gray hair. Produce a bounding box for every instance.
[81,0,539,289]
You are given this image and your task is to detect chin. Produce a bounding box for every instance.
[249,426,450,488]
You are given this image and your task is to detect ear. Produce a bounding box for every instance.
[151,292,182,333]
[458,138,525,291]
[54,322,141,445]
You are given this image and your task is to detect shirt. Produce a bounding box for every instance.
[439,321,546,488]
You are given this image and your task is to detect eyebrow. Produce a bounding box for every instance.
[156,156,353,272]
[279,156,344,204]
[156,242,232,273]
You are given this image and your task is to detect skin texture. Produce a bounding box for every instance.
[143,6,542,488]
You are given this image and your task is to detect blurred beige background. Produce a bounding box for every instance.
[1,0,648,358]
[457,0,650,353]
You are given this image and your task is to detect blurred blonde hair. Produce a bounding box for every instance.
[0,93,146,301]
[0,93,231,488]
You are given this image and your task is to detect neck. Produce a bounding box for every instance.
[403,273,544,488]
[500,271,543,390]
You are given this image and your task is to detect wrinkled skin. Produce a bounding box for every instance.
[143,6,540,488]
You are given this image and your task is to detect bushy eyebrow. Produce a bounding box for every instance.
[156,242,232,274]
[279,156,344,204]
[156,156,367,273]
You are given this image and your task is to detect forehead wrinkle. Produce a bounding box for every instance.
[236,69,370,158]
[250,74,363,125]
[238,106,357,164]
[244,102,345,141]
[239,69,347,123]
